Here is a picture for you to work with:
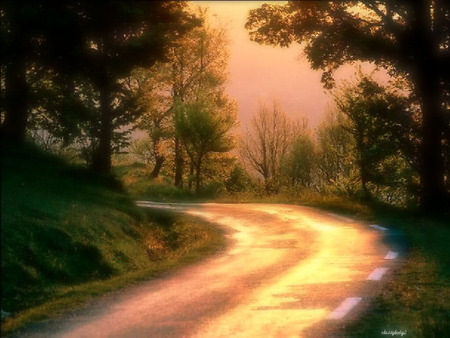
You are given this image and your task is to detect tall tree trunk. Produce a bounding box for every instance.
[360,167,372,201]
[188,161,194,191]
[92,83,112,175]
[195,157,202,194]
[413,0,447,212]
[355,130,372,201]
[150,156,165,178]
[417,68,446,211]
[174,137,184,188]
[3,17,28,145]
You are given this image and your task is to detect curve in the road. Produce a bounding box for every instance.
[13,203,402,338]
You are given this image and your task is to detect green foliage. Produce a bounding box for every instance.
[282,131,315,189]
[315,109,357,193]
[133,7,234,186]
[225,164,256,194]
[333,72,418,204]
[174,95,237,193]
[246,1,448,89]
[1,1,200,174]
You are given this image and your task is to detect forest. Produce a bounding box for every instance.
[1,1,449,213]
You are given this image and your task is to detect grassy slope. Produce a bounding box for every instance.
[1,144,225,335]
[342,208,450,337]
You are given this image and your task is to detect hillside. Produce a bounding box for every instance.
[1,142,224,334]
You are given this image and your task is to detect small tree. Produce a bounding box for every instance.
[315,109,357,195]
[282,131,315,189]
[131,8,231,187]
[175,96,236,193]
[334,73,413,201]
[240,101,292,194]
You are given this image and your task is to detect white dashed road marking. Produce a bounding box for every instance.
[327,213,355,223]
[369,224,388,231]
[327,223,396,322]
[367,267,389,280]
[385,251,398,259]
[327,297,362,320]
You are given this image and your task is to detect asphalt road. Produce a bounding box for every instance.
[14,203,402,337]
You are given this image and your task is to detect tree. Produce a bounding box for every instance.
[240,101,292,194]
[334,73,413,201]
[134,7,231,187]
[73,2,199,175]
[1,1,200,176]
[175,96,236,193]
[125,68,174,178]
[282,130,315,189]
[1,1,78,144]
[315,109,357,195]
[246,0,450,211]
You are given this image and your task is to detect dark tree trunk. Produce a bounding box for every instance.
[416,69,446,212]
[195,157,202,194]
[150,156,165,178]
[412,0,447,212]
[91,83,112,175]
[3,18,28,145]
[360,167,372,201]
[355,130,372,201]
[188,161,194,191]
[174,137,184,188]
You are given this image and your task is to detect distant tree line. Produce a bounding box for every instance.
[240,72,421,207]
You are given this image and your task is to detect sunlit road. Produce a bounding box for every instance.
[15,203,402,337]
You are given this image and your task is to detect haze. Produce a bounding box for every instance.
[192,1,330,129]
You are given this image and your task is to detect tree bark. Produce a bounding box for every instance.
[412,0,447,212]
[416,67,446,211]
[195,157,202,194]
[150,156,165,178]
[91,82,112,175]
[174,137,184,188]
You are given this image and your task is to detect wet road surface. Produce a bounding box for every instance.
[14,203,402,337]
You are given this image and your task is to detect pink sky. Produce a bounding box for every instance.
[193,1,331,129]
[192,1,389,131]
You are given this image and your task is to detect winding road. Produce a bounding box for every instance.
[15,203,403,337]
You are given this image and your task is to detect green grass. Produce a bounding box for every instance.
[1,143,226,336]
[113,162,221,201]
[342,208,450,337]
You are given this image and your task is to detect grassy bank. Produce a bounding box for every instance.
[341,208,450,337]
[1,144,225,335]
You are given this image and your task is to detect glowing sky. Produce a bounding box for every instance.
[193,1,332,129]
